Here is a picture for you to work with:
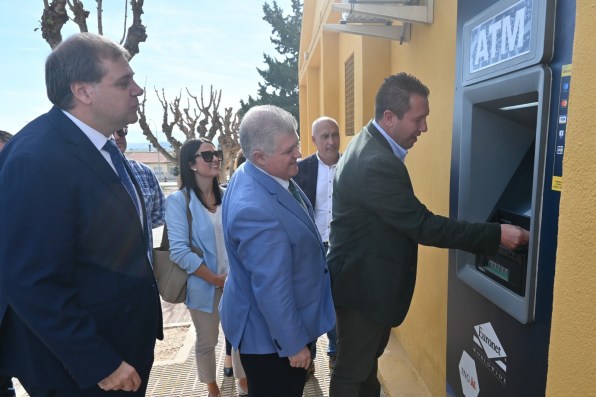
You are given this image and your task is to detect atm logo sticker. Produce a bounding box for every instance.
[473,322,507,386]
[469,0,532,73]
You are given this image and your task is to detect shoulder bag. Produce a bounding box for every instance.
[153,190,204,304]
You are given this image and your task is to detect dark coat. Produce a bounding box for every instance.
[0,107,163,390]
[293,153,319,208]
[327,120,501,327]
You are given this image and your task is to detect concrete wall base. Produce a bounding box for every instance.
[379,331,433,397]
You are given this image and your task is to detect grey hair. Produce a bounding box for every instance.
[45,33,131,110]
[239,105,298,162]
[311,116,338,136]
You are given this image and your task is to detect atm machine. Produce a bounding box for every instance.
[446,0,575,396]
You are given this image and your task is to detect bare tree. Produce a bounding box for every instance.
[37,1,242,182]
[137,86,241,182]
[39,0,147,58]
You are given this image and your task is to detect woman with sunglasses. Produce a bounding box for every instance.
[165,138,247,397]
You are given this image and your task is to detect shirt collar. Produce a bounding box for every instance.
[315,152,339,167]
[372,119,407,162]
[252,161,290,190]
[61,110,109,151]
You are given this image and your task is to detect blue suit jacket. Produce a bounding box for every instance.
[219,161,335,357]
[0,107,163,390]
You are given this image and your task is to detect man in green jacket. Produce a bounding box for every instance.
[327,73,529,397]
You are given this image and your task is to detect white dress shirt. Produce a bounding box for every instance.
[61,111,143,226]
[314,154,337,242]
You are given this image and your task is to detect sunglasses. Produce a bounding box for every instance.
[115,128,128,137]
[194,150,223,163]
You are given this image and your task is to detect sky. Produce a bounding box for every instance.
[0,0,293,145]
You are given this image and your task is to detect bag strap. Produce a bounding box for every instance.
[185,189,204,257]
[159,189,204,258]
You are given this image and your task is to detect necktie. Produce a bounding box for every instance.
[289,180,307,210]
[103,139,140,215]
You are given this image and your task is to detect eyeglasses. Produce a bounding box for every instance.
[116,128,128,137]
[194,150,223,163]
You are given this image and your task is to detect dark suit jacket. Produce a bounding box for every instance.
[0,107,163,390]
[327,121,501,327]
[294,153,319,208]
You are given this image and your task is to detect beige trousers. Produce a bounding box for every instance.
[188,288,245,383]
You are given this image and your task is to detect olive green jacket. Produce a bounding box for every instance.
[327,121,500,327]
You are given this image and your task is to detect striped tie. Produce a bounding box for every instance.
[289,180,307,210]
[103,139,140,215]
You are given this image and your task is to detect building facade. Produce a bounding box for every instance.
[299,1,596,395]
[126,151,176,182]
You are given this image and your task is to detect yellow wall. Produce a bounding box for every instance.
[389,5,459,396]
[546,2,596,395]
[299,1,459,396]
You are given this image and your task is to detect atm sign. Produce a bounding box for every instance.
[469,0,532,73]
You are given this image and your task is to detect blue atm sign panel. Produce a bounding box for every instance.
[469,0,531,73]
[461,0,554,86]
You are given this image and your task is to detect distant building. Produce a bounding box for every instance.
[126,151,176,182]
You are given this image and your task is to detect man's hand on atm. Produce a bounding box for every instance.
[499,224,530,250]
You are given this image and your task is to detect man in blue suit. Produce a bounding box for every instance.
[220,105,335,396]
[0,33,162,396]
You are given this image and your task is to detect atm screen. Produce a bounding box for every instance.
[484,258,510,282]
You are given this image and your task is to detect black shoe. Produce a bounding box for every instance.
[223,366,234,377]
[328,355,337,372]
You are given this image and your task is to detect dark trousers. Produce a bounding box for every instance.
[225,338,233,356]
[329,307,391,397]
[0,375,14,397]
[240,352,307,397]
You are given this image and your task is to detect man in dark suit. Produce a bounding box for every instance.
[327,73,529,396]
[0,33,162,396]
[220,105,335,397]
[294,116,341,372]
